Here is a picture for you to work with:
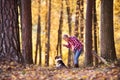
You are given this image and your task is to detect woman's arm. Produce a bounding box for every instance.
[63,43,71,48]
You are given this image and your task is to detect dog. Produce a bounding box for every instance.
[55,56,67,68]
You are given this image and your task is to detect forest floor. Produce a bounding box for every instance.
[0,61,120,80]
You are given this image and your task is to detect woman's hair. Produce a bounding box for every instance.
[63,34,68,39]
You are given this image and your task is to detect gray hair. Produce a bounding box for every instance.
[63,34,68,39]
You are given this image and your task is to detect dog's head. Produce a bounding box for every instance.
[55,56,61,60]
[55,56,62,66]
[55,56,62,62]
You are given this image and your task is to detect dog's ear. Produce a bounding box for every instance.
[55,56,62,59]
[55,56,57,59]
[55,56,58,59]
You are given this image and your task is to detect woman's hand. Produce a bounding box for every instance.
[63,44,66,47]
[71,46,74,52]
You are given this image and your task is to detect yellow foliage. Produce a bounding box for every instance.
[31,0,120,66]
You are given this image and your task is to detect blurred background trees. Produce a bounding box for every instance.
[31,0,120,66]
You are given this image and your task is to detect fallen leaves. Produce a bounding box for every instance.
[0,61,120,80]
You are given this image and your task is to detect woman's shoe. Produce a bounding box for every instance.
[74,64,79,68]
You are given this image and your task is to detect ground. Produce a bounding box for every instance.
[0,61,120,80]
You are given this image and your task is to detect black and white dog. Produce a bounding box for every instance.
[55,56,67,68]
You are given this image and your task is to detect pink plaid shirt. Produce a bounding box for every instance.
[64,36,83,51]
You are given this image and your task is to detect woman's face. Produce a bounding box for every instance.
[63,37,68,42]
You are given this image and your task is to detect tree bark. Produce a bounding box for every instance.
[35,0,42,65]
[85,0,93,66]
[56,0,63,57]
[74,0,80,37]
[79,0,84,42]
[38,0,42,66]
[93,0,98,66]
[44,0,48,66]
[21,0,33,64]
[100,0,117,61]
[65,0,72,67]
[0,0,22,62]
[45,0,51,66]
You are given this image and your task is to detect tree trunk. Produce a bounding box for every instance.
[85,0,93,66]
[79,0,84,42]
[0,0,22,62]
[93,0,98,66]
[100,0,117,61]
[45,0,51,66]
[65,0,72,67]
[74,0,80,37]
[38,0,42,66]
[21,0,33,64]
[35,0,42,65]
[56,0,63,57]
[44,0,48,66]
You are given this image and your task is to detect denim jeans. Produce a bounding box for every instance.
[74,48,83,64]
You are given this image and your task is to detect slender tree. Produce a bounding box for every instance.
[44,0,48,66]
[65,0,72,67]
[79,0,84,42]
[45,0,51,66]
[38,0,42,65]
[35,0,42,65]
[0,0,22,62]
[21,0,33,64]
[56,0,63,57]
[85,0,93,66]
[93,0,98,66]
[65,0,72,36]
[100,0,117,61]
[74,0,80,37]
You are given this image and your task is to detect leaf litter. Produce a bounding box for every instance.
[0,61,120,80]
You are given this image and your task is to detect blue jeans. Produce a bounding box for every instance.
[74,48,83,64]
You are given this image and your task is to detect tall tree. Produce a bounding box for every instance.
[85,0,93,66]
[93,0,98,66]
[65,0,72,67]
[74,0,80,37]
[35,0,42,65]
[44,0,48,66]
[45,0,51,66]
[100,0,117,61]
[38,0,42,66]
[21,0,33,64]
[56,0,63,57]
[0,0,22,62]
[79,0,84,42]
